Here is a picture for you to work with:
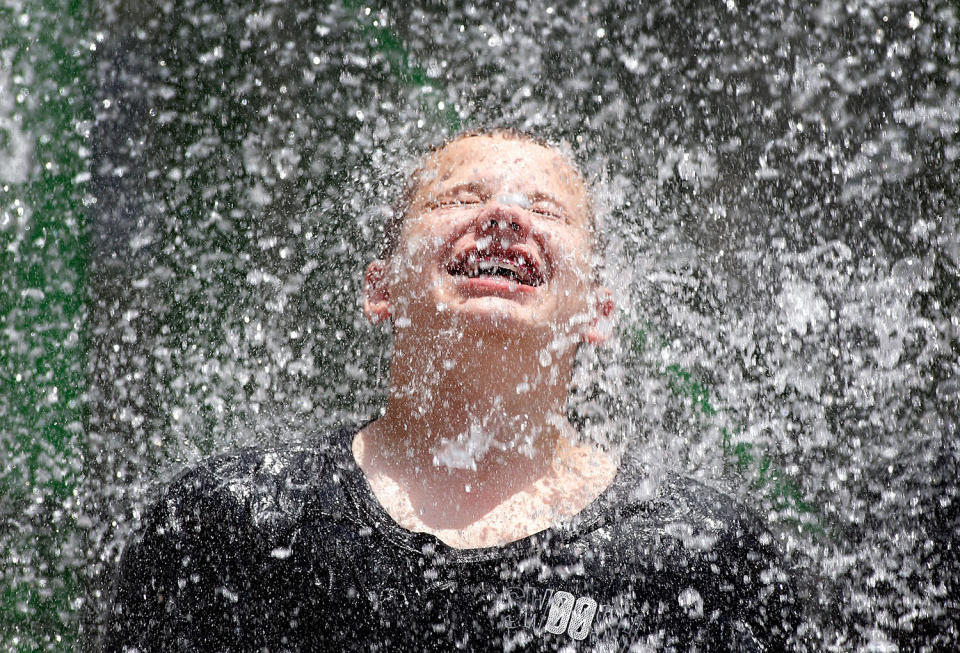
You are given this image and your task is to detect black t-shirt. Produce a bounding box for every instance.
[104,425,802,651]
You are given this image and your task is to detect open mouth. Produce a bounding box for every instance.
[446,251,544,287]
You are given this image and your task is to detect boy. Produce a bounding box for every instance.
[106,129,800,651]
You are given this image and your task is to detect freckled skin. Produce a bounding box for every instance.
[357,134,616,549]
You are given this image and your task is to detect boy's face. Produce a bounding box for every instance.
[367,135,609,346]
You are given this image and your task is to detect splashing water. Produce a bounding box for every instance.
[1,1,957,650]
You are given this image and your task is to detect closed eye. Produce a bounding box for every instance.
[529,204,564,220]
[434,191,484,209]
[428,197,481,210]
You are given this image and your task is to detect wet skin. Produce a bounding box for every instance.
[366,134,607,345]
[358,134,616,549]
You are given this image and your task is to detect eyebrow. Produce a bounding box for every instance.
[432,181,488,199]
[526,190,566,209]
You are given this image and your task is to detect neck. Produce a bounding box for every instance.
[373,326,577,485]
[354,326,620,541]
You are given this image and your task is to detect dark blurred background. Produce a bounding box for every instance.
[1,1,957,649]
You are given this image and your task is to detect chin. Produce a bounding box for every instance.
[401,285,554,340]
[445,301,546,339]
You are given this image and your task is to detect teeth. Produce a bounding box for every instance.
[476,260,520,275]
[470,258,526,283]
[449,253,540,286]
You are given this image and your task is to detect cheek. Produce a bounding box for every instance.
[389,252,445,309]
[544,235,595,287]
[399,216,462,259]
[394,231,446,275]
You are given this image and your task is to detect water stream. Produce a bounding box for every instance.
[1,1,957,649]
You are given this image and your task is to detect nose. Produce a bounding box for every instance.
[475,201,531,243]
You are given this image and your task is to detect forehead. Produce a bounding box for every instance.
[414,135,591,222]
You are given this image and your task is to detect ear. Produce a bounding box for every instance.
[581,287,614,345]
[363,260,392,323]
